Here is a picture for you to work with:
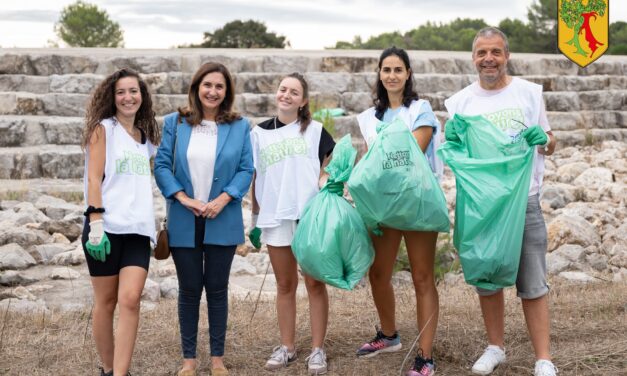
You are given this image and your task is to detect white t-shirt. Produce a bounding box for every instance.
[187,120,218,202]
[83,117,157,241]
[444,77,550,196]
[251,120,322,228]
[357,99,444,180]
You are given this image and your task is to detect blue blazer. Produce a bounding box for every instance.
[154,112,254,247]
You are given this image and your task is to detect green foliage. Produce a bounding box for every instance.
[332,18,487,51]
[528,0,558,33]
[54,1,124,47]
[608,21,627,55]
[330,0,611,55]
[310,100,337,138]
[184,20,288,48]
[525,0,558,53]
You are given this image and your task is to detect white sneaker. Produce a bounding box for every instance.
[534,359,558,376]
[471,345,506,375]
[306,347,328,375]
[265,345,297,370]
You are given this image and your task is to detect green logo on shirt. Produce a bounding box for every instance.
[116,151,150,176]
[483,108,525,132]
[258,137,308,173]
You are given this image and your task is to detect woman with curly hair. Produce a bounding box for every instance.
[81,67,160,376]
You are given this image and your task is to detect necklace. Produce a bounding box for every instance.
[273,117,278,129]
[114,117,139,143]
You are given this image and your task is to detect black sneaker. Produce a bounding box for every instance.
[406,351,435,376]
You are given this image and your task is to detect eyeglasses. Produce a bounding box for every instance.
[511,119,528,129]
[511,119,528,144]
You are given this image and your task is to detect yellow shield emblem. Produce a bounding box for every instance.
[558,0,609,67]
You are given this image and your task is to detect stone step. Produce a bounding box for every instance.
[552,128,627,146]
[0,126,623,180]
[1,49,625,76]
[0,144,83,179]
[2,90,626,118]
[2,72,626,96]
[1,111,625,147]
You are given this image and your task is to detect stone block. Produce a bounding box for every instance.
[49,73,102,94]
[0,117,26,146]
[0,75,48,93]
[544,92,580,112]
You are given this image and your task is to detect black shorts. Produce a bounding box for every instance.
[82,220,151,277]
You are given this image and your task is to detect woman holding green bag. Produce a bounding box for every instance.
[249,73,337,374]
[353,47,443,376]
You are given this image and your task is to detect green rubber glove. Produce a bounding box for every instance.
[325,181,344,196]
[444,123,460,143]
[249,227,262,249]
[521,125,548,146]
[85,232,111,262]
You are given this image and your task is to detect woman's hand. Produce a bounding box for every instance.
[201,193,232,219]
[175,191,205,216]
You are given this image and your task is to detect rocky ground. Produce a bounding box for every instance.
[0,140,625,314]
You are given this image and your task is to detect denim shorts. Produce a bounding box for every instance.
[476,194,549,299]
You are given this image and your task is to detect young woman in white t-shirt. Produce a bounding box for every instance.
[355,47,441,376]
[249,73,336,375]
[82,68,161,376]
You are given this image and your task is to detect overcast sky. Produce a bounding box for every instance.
[1,0,625,49]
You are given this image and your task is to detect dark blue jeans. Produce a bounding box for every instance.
[171,216,236,358]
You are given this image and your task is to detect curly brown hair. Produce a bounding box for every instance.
[178,62,241,126]
[82,68,160,148]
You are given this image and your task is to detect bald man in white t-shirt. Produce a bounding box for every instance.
[444,27,557,376]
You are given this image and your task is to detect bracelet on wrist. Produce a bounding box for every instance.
[83,206,105,217]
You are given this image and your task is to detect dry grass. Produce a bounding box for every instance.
[1,280,625,375]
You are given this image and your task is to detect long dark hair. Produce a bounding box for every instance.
[281,72,312,133]
[178,62,240,125]
[83,68,160,148]
[374,46,419,120]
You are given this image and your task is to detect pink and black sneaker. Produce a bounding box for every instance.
[356,329,402,358]
[406,352,435,376]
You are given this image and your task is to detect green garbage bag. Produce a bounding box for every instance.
[437,114,534,290]
[347,118,449,235]
[292,135,374,290]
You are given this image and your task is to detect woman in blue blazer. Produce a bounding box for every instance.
[154,62,253,376]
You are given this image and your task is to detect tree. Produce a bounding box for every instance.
[188,20,288,48]
[608,21,627,55]
[498,18,536,52]
[525,0,558,53]
[54,1,124,47]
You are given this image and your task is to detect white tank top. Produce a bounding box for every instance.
[251,120,322,228]
[83,117,157,241]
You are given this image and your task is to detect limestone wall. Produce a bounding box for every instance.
[0,48,626,180]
